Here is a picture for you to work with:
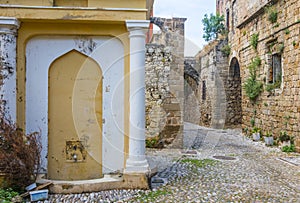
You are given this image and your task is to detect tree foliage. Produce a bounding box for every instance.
[202,13,225,42]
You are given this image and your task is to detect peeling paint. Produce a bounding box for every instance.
[74,36,97,55]
[0,26,18,122]
[0,35,16,77]
[62,14,97,20]
[26,36,125,174]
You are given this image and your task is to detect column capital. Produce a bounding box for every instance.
[126,20,150,32]
[0,17,20,34]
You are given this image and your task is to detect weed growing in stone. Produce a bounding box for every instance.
[250,118,255,127]
[281,144,295,153]
[134,188,171,202]
[265,6,278,24]
[146,137,158,148]
[250,33,259,50]
[285,29,290,34]
[243,57,263,101]
[221,44,231,57]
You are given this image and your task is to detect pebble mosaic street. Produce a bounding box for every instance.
[41,123,300,202]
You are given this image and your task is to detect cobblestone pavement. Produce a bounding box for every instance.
[41,123,300,202]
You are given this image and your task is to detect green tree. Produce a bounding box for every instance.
[202,13,225,41]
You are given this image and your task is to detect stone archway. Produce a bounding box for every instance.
[225,57,242,127]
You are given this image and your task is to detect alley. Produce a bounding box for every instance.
[141,123,300,202]
[46,123,300,202]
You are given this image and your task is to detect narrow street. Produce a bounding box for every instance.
[46,123,300,202]
[139,123,300,202]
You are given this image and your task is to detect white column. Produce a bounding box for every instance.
[0,18,20,122]
[125,20,150,173]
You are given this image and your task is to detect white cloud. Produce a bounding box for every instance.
[154,0,216,56]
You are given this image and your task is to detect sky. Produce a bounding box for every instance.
[153,0,216,56]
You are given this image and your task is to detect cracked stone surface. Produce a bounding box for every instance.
[38,122,300,202]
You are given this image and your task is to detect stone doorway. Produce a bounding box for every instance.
[225,57,242,127]
[48,50,103,180]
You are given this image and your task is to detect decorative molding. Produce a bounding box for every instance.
[126,20,150,31]
[0,17,20,34]
[0,5,147,12]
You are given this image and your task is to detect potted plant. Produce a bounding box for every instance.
[264,131,274,146]
[279,131,290,147]
[252,126,261,141]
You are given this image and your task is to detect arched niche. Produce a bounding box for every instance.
[48,50,103,180]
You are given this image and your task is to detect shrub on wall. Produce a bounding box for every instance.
[265,5,278,24]
[243,57,263,101]
[220,44,231,57]
[250,33,259,50]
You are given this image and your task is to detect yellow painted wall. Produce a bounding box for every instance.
[48,50,102,180]
[16,21,130,175]
[0,0,151,178]
[0,0,53,6]
[88,0,145,8]
[0,7,147,22]
[0,0,148,9]
[55,0,87,7]
[0,0,151,22]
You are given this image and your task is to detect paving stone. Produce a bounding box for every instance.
[39,123,299,202]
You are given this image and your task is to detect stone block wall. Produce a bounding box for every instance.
[145,17,186,148]
[184,57,200,124]
[184,39,231,129]
[226,0,300,146]
[145,44,171,142]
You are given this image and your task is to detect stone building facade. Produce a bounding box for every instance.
[145,17,186,148]
[217,0,300,151]
[184,57,200,124]
[184,39,240,129]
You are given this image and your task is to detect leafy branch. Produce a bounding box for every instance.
[243,57,263,101]
[202,13,225,42]
[250,33,259,50]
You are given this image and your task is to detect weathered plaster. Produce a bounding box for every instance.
[26,36,125,174]
[0,17,19,122]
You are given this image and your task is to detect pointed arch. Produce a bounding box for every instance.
[226,57,242,127]
[48,49,103,180]
[229,57,240,78]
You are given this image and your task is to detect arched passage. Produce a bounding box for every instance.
[225,57,242,127]
[48,50,103,180]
